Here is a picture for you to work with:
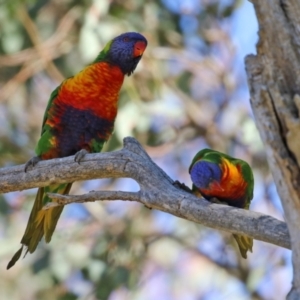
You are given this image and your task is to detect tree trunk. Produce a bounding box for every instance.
[245,0,300,298]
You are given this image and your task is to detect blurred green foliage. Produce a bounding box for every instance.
[0,0,291,299]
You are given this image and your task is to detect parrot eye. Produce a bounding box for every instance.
[123,36,130,42]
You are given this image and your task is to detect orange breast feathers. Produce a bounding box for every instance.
[57,62,125,121]
[217,158,248,199]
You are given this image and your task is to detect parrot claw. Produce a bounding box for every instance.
[24,156,41,172]
[210,197,228,205]
[74,149,89,164]
[173,180,193,193]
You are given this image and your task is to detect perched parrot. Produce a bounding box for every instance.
[7,32,147,269]
[189,148,254,259]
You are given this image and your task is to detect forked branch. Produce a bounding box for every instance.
[0,137,290,250]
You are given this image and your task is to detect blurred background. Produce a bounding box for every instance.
[0,0,291,299]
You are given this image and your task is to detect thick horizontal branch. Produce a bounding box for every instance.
[0,137,290,250]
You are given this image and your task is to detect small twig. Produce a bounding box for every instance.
[0,7,79,102]
[44,190,141,208]
[0,7,78,68]
[18,6,64,82]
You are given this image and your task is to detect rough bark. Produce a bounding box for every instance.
[245,0,300,298]
[0,137,290,250]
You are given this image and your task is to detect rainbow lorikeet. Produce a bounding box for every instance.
[7,32,147,269]
[189,149,254,259]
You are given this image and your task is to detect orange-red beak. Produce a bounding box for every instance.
[133,41,147,57]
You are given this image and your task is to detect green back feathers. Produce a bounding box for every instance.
[41,86,60,133]
[236,159,254,202]
[94,40,113,63]
[189,148,225,172]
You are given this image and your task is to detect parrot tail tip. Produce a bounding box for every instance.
[7,245,24,269]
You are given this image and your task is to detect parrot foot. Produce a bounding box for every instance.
[74,149,89,164]
[24,156,41,172]
[210,197,228,205]
[173,180,192,193]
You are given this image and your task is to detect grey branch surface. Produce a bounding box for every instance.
[245,0,300,298]
[0,137,290,250]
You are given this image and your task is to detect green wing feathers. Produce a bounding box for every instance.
[7,183,72,269]
[40,86,60,133]
[239,161,254,206]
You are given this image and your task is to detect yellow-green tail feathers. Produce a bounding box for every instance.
[7,183,72,269]
[233,234,253,259]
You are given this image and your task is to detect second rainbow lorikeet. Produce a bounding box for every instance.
[189,148,254,259]
[7,32,147,269]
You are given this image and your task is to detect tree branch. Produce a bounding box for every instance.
[46,191,141,206]
[0,137,290,250]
